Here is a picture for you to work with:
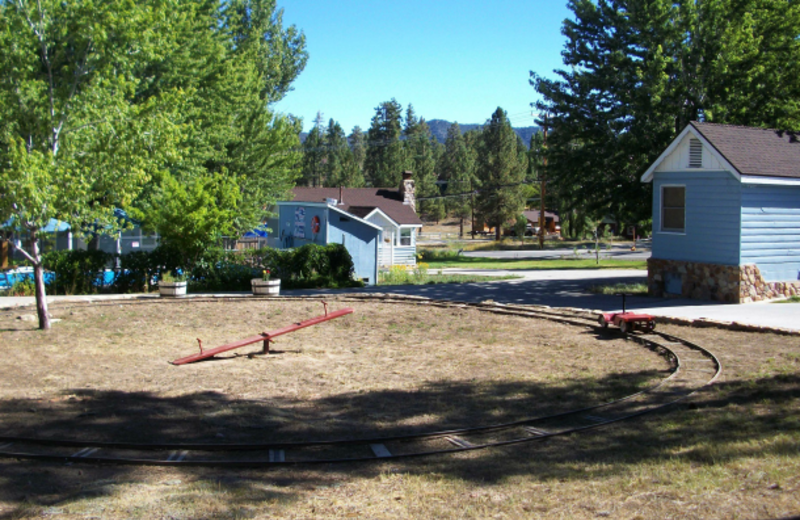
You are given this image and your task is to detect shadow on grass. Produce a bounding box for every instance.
[0,368,798,517]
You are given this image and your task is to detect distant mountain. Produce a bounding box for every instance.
[300,119,541,148]
[427,119,541,147]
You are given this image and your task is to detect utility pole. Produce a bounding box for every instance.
[539,115,548,250]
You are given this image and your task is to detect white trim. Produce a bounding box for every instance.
[641,124,740,182]
[741,175,800,186]
[660,184,686,234]
[363,207,400,227]
[327,204,383,231]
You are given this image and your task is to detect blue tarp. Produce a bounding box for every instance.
[2,217,71,233]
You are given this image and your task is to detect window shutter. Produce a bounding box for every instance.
[688,139,703,168]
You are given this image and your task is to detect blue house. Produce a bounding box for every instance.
[265,172,424,285]
[642,122,800,302]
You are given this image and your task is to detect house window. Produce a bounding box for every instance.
[688,138,703,168]
[661,186,685,233]
[400,228,412,246]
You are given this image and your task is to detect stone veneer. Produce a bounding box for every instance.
[647,258,800,303]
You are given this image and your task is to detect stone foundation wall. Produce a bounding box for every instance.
[648,259,800,303]
[647,259,740,302]
[739,264,800,303]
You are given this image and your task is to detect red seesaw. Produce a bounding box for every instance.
[171,302,354,365]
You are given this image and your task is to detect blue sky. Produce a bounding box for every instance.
[272,1,573,133]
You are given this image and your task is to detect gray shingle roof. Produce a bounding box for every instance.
[691,122,800,179]
[290,187,423,226]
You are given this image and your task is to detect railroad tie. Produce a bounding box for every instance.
[370,444,392,458]
[166,450,188,462]
[0,443,13,451]
[523,426,550,437]
[71,447,100,458]
[445,436,474,448]
[269,449,285,462]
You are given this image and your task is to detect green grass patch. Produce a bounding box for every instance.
[423,256,647,271]
[379,263,519,285]
[774,295,800,303]
[587,282,648,295]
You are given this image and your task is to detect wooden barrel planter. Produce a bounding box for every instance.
[252,279,281,297]
[158,281,187,297]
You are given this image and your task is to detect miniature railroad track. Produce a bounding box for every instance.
[0,296,721,466]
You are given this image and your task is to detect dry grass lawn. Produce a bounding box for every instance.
[0,297,798,519]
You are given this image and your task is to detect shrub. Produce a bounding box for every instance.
[43,250,114,295]
[7,277,36,296]
[418,248,461,262]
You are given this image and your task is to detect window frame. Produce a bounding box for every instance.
[660,184,686,234]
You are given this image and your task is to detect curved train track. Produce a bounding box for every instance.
[0,295,721,466]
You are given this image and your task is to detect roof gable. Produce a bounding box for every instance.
[643,122,800,182]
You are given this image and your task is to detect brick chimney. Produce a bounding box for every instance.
[399,171,416,213]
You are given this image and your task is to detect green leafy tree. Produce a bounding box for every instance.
[475,108,528,241]
[0,0,183,329]
[149,172,241,267]
[439,122,478,237]
[220,0,308,104]
[131,0,303,251]
[364,99,406,187]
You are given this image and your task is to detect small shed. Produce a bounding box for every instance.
[641,122,800,302]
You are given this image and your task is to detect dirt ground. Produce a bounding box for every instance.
[0,297,798,519]
[0,298,662,444]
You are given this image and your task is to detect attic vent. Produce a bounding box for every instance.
[688,138,703,168]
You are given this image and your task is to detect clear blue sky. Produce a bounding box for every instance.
[273,1,573,133]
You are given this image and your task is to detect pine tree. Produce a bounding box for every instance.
[300,123,325,187]
[439,123,477,237]
[531,0,800,227]
[342,126,366,187]
[323,119,353,187]
[405,119,444,221]
[364,99,406,187]
[475,108,528,241]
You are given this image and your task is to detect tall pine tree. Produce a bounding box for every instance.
[532,0,800,227]
[439,123,478,237]
[364,99,406,187]
[475,108,528,241]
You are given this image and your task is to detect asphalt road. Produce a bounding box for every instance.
[459,244,652,262]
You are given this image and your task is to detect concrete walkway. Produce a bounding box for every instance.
[2,268,798,332]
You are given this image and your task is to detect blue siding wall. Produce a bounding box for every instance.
[277,204,327,248]
[328,213,379,284]
[652,171,741,265]
[741,184,800,282]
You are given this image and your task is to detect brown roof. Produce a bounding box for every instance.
[290,187,423,226]
[522,210,560,223]
[691,122,800,179]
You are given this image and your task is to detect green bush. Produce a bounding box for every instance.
[249,243,360,290]
[37,243,361,295]
[7,277,36,296]
[189,248,255,292]
[43,250,114,295]
[418,248,462,262]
